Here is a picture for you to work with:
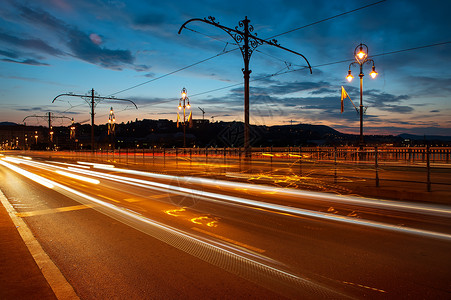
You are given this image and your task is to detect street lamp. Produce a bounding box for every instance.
[178,87,191,147]
[179,16,312,158]
[346,43,377,146]
[108,107,116,150]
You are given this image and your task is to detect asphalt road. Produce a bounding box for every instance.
[1,154,450,299]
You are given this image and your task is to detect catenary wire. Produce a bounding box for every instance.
[69,40,450,122]
[108,1,387,97]
[107,40,451,107]
[189,40,451,98]
[108,47,239,97]
[265,0,387,40]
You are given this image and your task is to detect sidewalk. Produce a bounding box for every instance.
[0,195,57,300]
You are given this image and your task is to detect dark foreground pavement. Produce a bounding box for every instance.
[0,197,57,300]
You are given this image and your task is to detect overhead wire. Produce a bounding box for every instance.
[107,0,387,97]
[265,0,387,40]
[101,40,451,113]
[107,47,239,97]
[189,40,451,99]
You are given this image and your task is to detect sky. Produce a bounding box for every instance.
[0,0,450,136]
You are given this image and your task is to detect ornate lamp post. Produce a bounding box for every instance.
[346,43,377,146]
[178,87,191,147]
[108,107,116,150]
[179,16,312,157]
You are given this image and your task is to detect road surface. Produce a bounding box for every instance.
[0,154,450,299]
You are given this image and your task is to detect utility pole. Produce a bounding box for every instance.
[198,107,205,120]
[48,112,53,143]
[91,88,95,152]
[53,89,137,151]
[23,112,72,149]
[179,16,312,158]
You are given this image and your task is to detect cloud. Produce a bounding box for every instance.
[364,90,412,112]
[133,13,167,29]
[0,49,19,59]
[134,65,152,72]
[89,33,103,45]
[0,31,64,56]
[17,107,48,112]
[11,4,138,70]
[66,28,133,69]
[0,58,49,66]
[0,75,75,86]
[205,76,420,127]
[377,105,414,114]
[404,76,451,95]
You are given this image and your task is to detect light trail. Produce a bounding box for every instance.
[47,161,90,169]
[186,176,451,217]
[77,161,115,169]
[0,160,55,189]
[55,170,100,184]
[4,156,451,240]
[0,156,345,298]
[93,164,451,218]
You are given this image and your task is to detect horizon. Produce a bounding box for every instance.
[2,119,451,139]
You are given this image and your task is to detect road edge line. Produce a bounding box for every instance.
[0,189,79,300]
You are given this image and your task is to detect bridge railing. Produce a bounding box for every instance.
[10,146,451,194]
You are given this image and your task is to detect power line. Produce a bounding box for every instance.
[184,27,236,46]
[266,0,387,40]
[108,2,385,97]
[371,41,451,58]
[108,47,239,96]
[189,40,451,99]
[78,39,450,119]
[68,40,448,125]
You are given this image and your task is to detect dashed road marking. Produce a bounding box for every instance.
[15,204,95,217]
[149,194,168,199]
[124,198,141,202]
[98,195,120,203]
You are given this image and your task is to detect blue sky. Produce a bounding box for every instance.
[0,0,450,136]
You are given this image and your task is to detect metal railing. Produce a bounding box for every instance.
[7,146,451,194]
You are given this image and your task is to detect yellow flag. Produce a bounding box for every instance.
[188,110,193,128]
[341,86,349,113]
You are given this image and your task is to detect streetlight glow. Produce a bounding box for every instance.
[346,70,354,82]
[370,65,378,79]
[357,51,366,60]
[356,45,367,61]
